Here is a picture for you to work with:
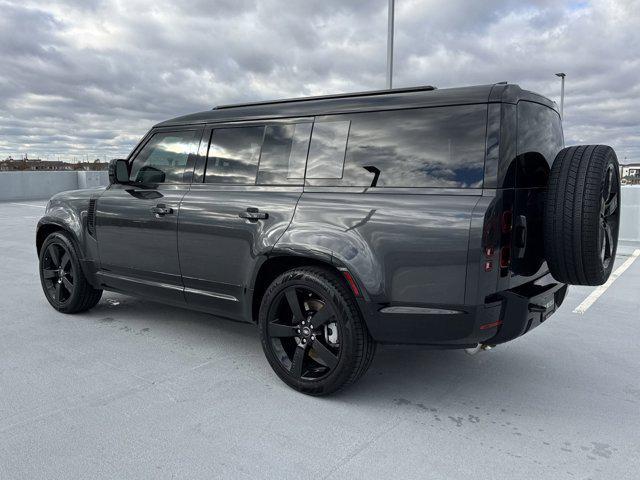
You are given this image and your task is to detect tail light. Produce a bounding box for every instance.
[484,247,495,272]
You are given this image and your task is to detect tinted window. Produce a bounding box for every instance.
[517,101,563,163]
[307,105,487,188]
[306,120,350,179]
[129,130,199,184]
[257,123,312,185]
[517,101,564,187]
[206,126,264,184]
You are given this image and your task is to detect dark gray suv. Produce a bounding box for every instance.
[36,83,621,395]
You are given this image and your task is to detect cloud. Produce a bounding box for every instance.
[0,0,638,162]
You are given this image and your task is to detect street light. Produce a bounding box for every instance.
[386,0,395,89]
[555,72,566,119]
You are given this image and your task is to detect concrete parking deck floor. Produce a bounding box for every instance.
[1,201,638,480]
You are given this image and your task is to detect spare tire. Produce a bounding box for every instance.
[544,145,620,285]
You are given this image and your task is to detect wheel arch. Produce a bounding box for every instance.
[36,218,99,288]
[36,219,80,255]
[248,251,365,324]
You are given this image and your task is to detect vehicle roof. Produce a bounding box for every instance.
[155,83,558,127]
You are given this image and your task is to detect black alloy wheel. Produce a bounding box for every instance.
[259,267,375,396]
[41,242,75,305]
[599,163,618,271]
[267,285,341,380]
[39,231,103,313]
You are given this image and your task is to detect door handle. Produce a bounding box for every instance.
[150,204,174,217]
[239,207,268,221]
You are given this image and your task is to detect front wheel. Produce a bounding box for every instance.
[39,231,103,313]
[258,267,375,396]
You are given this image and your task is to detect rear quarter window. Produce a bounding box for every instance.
[516,101,564,187]
[306,105,487,188]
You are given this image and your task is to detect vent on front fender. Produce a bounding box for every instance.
[87,199,97,237]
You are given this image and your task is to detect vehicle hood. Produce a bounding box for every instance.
[44,187,106,216]
[49,187,106,203]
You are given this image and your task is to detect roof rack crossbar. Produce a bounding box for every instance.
[213,85,437,110]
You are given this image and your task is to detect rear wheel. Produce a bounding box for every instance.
[544,145,620,285]
[258,266,375,396]
[39,231,103,313]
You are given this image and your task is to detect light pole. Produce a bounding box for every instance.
[386,0,395,89]
[555,72,565,119]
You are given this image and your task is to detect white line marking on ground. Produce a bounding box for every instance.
[10,202,45,208]
[573,249,640,314]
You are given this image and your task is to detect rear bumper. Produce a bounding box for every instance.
[361,274,568,346]
[486,276,568,344]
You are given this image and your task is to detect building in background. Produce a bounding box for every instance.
[621,162,640,185]
[0,156,108,172]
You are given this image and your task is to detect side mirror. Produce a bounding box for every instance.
[108,159,129,184]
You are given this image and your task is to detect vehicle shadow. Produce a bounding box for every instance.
[85,292,571,412]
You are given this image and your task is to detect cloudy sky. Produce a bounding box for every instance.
[1,0,638,162]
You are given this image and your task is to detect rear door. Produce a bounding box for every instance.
[177,119,312,320]
[95,127,202,303]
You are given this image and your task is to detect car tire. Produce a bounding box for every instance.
[544,145,621,285]
[39,231,103,313]
[258,266,376,396]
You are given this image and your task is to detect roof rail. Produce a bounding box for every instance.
[213,85,437,110]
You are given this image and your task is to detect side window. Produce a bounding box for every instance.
[306,120,350,179]
[129,130,199,184]
[257,123,312,185]
[306,106,487,188]
[205,126,264,184]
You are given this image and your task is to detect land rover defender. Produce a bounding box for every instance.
[36,84,621,394]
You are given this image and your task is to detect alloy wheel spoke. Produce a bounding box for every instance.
[43,269,57,279]
[48,245,61,266]
[268,322,298,338]
[310,338,338,369]
[604,222,613,260]
[604,193,618,217]
[603,167,613,200]
[310,305,334,329]
[290,344,307,378]
[55,282,62,301]
[62,276,74,293]
[60,253,71,270]
[285,288,306,323]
